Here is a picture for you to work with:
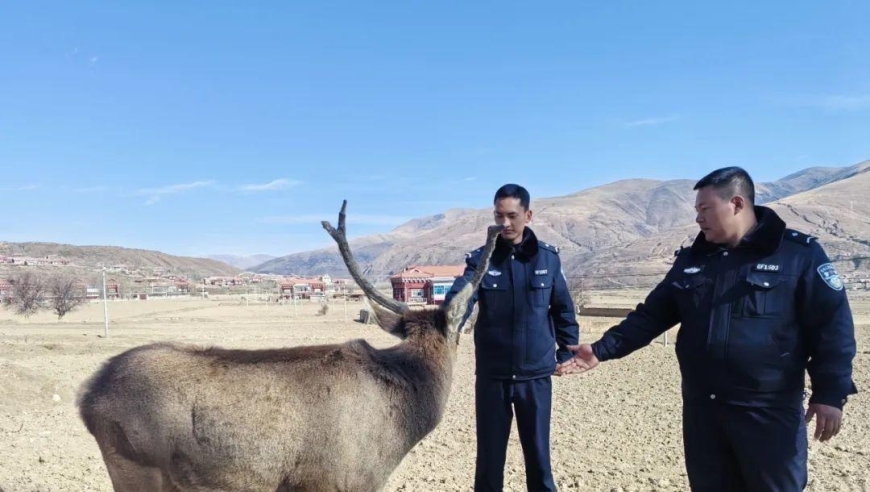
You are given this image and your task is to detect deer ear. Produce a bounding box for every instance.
[367,300,406,339]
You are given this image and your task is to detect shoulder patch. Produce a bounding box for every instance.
[538,241,559,254]
[784,229,817,246]
[817,263,844,291]
[466,247,483,259]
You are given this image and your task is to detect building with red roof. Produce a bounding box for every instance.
[390,265,465,305]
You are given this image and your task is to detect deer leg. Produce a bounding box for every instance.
[98,443,163,492]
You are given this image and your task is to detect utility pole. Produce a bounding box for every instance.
[102,267,109,338]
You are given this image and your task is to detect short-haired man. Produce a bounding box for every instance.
[563,166,858,491]
[446,183,579,492]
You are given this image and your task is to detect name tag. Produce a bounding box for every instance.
[535,269,548,275]
[754,263,780,272]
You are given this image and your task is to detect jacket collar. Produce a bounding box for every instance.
[493,227,539,263]
[690,205,785,256]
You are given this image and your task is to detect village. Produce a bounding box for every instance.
[0,252,479,308]
[2,250,869,311]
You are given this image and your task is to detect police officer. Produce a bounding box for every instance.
[446,183,579,492]
[561,167,858,491]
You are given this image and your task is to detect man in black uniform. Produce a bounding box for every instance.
[562,167,857,491]
[446,184,579,492]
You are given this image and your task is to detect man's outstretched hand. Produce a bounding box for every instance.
[554,344,600,376]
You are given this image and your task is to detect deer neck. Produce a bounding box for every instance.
[400,328,456,407]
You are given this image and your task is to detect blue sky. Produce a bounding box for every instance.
[2,1,868,257]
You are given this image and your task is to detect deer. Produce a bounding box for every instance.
[77,200,503,492]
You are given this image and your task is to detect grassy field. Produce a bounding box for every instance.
[1,291,868,491]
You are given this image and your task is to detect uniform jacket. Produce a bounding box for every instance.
[592,206,858,409]
[446,227,579,380]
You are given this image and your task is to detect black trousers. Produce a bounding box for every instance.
[474,376,556,492]
[683,401,808,492]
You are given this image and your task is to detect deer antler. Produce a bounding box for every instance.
[468,225,504,291]
[444,224,504,326]
[322,200,409,314]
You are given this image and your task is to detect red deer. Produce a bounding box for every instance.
[77,200,503,492]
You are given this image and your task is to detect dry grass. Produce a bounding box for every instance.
[0,291,868,491]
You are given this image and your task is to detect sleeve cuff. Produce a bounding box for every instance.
[809,381,858,410]
[591,341,610,362]
[809,392,849,410]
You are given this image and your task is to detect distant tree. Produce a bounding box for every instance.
[3,271,47,318]
[50,275,87,320]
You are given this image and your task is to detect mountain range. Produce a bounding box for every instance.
[249,160,870,289]
[205,254,277,271]
[4,161,866,289]
[0,242,240,279]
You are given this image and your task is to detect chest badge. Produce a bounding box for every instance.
[683,266,701,274]
[534,269,548,275]
[487,270,502,277]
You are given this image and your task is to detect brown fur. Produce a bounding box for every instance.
[78,309,457,492]
[78,204,502,492]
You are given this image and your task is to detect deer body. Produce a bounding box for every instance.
[78,202,502,492]
[80,314,454,491]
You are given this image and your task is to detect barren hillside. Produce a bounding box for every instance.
[0,242,240,279]
[206,254,276,271]
[252,161,870,283]
[574,165,870,288]
[252,179,700,276]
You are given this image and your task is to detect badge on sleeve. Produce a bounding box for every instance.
[817,263,843,291]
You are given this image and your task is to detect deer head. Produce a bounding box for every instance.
[322,200,501,340]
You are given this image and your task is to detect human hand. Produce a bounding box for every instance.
[554,360,581,376]
[806,403,843,442]
[564,344,599,374]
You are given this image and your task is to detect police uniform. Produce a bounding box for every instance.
[591,205,858,491]
[446,227,579,492]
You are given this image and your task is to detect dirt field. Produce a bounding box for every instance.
[1,292,868,492]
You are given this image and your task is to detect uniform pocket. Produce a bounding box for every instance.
[478,275,507,324]
[671,274,709,315]
[671,274,709,356]
[480,275,506,291]
[529,275,553,308]
[742,272,789,318]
